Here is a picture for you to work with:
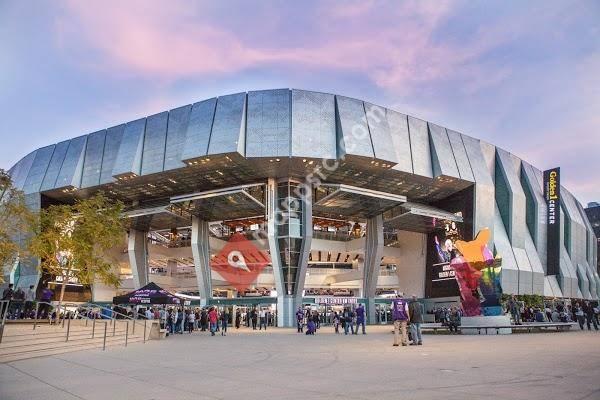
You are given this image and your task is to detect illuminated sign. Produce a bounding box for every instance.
[543,168,560,276]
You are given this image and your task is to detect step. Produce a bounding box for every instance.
[0,329,134,348]
[0,332,144,355]
[0,337,145,363]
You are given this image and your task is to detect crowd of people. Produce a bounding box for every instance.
[506,295,599,330]
[295,303,367,335]
[1,283,54,319]
[137,306,276,336]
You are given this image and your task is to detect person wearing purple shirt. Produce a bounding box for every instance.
[296,307,304,333]
[355,304,366,334]
[392,294,410,346]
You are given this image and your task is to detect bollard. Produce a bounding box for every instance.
[125,321,129,347]
[112,319,116,336]
[132,320,135,335]
[92,318,96,338]
[86,318,88,327]
[103,322,107,350]
[33,303,40,330]
[66,317,71,342]
[143,320,147,343]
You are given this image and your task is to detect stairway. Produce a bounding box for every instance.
[0,319,146,363]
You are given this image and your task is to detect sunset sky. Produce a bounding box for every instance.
[1,0,598,203]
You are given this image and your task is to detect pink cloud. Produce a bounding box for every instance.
[55,0,503,94]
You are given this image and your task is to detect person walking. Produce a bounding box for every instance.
[251,308,258,330]
[187,309,195,333]
[170,309,177,334]
[235,309,241,329]
[333,311,340,334]
[23,285,35,318]
[408,295,424,345]
[296,307,304,333]
[200,309,208,331]
[208,307,218,336]
[392,294,410,346]
[574,303,586,330]
[343,307,355,335]
[583,301,599,331]
[259,308,267,330]
[508,295,521,325]
[220,308,229,336]
[355,304,366,335]
[448,306,461,334]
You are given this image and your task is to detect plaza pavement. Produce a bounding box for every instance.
[0,325,598,400]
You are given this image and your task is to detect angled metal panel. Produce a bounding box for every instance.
[81,130,106,188]
[41,140,70,191]
[524,233,546,295]
[428,123,460,179]
[181,98,216,162]
[291,89,336,159]
[55,135,87,189]
[364,102,397,163]
[386,110,412,173]
[407,116,432,178]
[447,130,474,181]
[141,111,168,175]
[246,89,291,158]
[494,203,519,294]
[207,92,246,156]
[99,124,125,184]
[495,148,526,248]
[9,151,37,190]
[336,95,374,159]
[112,118,146,178]
[23,145,55,194]
[164,105,191,170]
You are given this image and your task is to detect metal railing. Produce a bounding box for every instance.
[0,300,150,350]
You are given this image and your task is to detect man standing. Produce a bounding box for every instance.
[392,294,410,346]
[259,308,267,330]
[208,307,218,336]
[355,303,366,335]
[408,295,424,345]
[343,307,355,335]
[508,295,521,325]
[251,308,258,330]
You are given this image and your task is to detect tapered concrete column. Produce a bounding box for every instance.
[128,229,148,288]
[267,178,312,327]
[191,216,212,306]
[363,214,383,324]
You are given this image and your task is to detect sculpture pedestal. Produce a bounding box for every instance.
[461,315,512,335]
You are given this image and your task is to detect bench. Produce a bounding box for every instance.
[462,322,576,335]
[418,322,576,335]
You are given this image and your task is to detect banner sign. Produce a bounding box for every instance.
[543,167,560,276]
[431,262,456,282]
[313,296,358,305]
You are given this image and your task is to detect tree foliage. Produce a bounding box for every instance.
[29,193,126,288]
[0,169,35,284]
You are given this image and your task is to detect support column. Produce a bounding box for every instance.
[191,217,212,306]
[363,214,383,324]
[128,229,148,288]
[267,178,312,327]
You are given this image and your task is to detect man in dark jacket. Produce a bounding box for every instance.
[408,295,424,345]
[583,301,599,331]
[355,304,366,334]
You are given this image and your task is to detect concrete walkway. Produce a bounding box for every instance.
[1,325,599,400]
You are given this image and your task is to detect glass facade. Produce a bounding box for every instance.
[81,130,106,188]
[246,89,291,157]
[291,89,336,159]
[335,95,374,158]
[182,99,216,161]
[276,181,305,295]
[55,135,87,189]
[113,118,146,177]
[164,105,191,170]
[22,145,54,194]
[41,140,70,191]
[208,93,246,155]
[141,112,168,175]
[100,125,125,184]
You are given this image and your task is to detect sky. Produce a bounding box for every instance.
[0,0,598,204]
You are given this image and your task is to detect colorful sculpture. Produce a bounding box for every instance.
[449,228,503,316]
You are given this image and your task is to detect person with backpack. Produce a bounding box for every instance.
[355,304,366,335]
[220,308,229,336]
[208,307,218,336]
[343,307,355,335]
[408,295,424,345]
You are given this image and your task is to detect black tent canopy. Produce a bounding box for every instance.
[112,282,182,305]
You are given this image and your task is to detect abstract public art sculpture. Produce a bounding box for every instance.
[450,228,503,316]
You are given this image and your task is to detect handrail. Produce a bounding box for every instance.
[0,300,150,350]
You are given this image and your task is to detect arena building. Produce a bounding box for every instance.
[5,89,599,326]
